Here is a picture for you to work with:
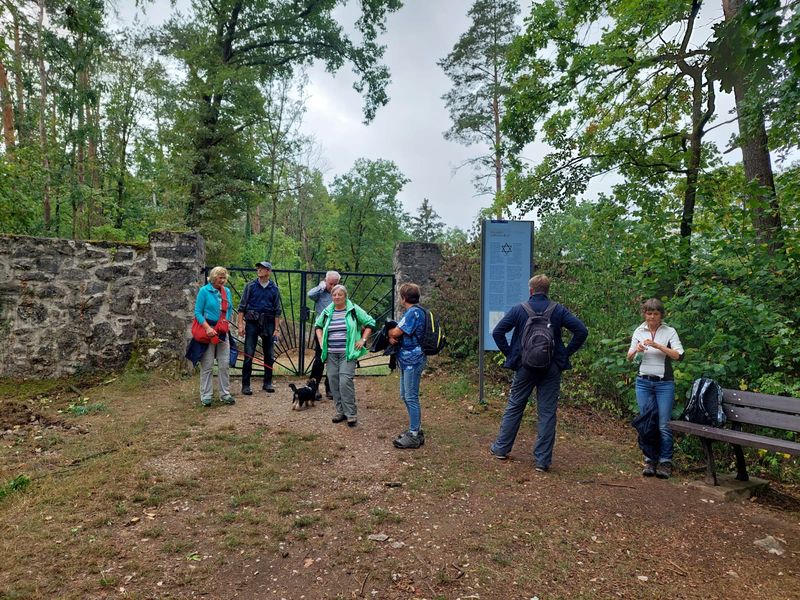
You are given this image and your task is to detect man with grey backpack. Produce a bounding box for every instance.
[489,274,588,471]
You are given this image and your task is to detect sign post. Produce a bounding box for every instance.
[479,220,535,404]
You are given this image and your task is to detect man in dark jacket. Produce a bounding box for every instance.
[237,261,282,394]
[489,274,588,471]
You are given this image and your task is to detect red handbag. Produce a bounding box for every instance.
[192,318,219,344]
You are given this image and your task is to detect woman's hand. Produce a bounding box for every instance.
[204,324,218,337]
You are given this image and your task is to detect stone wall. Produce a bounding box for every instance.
[0,232,205,378]
[392,242,442,317]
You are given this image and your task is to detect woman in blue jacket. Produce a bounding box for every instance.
[194,266,235,407]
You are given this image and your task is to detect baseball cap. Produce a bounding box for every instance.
[255,261,272,270]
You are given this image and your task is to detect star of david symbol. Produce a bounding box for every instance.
[501,243,512,255]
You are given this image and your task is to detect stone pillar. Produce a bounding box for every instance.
[0,231,205,378]
[392,242,442,318]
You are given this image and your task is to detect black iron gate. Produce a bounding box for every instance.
[207,267,396,377]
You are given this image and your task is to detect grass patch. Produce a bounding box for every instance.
[369,507,403,524]
[0,475,30,502]
[66,400,108,416]
[293,514,320,528]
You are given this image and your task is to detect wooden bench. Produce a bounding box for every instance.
[669,389,800,485]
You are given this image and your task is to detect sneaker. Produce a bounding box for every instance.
[489,447,508,460]
[201,398,212,407]
[393,431,422,449]
[242,387,253,396]
[263,383,275,393]
[332,414,347,423]
[347,418,358,428]
[221,394,236,405]
[656,461,672,479]
[642,459,656,477]
[396,429,425,445]
[534,464,549,473]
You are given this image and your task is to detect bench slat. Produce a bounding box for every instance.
[669,421,800,455]
[723,404,800,432]
[722,389,800,413]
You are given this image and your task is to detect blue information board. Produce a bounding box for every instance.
[480,220,534,352]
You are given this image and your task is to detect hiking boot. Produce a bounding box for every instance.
[394,431,422,449]
[642,459,656,477]
[656,461,672,479]
[201,398,212,407]
[263,383,275,393]
[489,447,508,460]
[534,464,549,473]
[347,418,358,428]
[221,394,236,405]
[242,387,253,396]
[332,414,347,423]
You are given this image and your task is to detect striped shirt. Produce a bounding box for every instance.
[327,309,347,353]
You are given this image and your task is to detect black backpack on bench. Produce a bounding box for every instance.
[680,377,726,427]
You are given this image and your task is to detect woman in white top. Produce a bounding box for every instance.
[627,298,684,479]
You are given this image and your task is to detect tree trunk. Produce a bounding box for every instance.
[721,0,782,253]
[12,10,26,144]
[0,59,16,152]
[37,0,51,231]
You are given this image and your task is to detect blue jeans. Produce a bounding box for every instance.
[491,363,562,468]
[399,358,426,432]
[635,378,675,463]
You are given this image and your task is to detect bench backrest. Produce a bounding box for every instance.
[722,389,800,433]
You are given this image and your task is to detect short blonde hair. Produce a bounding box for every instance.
[208,266,229,284]
[528,274,550,294]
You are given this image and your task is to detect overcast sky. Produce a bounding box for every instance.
[299,2,495,232]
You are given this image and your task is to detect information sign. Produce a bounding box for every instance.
[480,220,534,352]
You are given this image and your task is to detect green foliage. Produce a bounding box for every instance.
[427,240,481,360]
[331,158,410,273]
[408,198,445,242]
[0,475,31,502]
[527,163,800,415]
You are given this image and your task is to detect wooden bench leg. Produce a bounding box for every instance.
[701,438,718,486]
[733,444,749,482]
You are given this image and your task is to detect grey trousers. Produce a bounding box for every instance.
[327,352,357,419]
[200,336,231,401]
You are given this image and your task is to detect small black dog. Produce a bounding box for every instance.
[289,378,318,411]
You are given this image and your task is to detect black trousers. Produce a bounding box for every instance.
[309,338,330,394]
[242,319,275,388]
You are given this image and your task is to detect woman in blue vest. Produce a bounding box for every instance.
[314,285,375,427]
[194,266,235,407]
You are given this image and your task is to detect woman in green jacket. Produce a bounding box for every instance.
[314,284,375,427]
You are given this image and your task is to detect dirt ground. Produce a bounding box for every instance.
[0,368,798,600]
